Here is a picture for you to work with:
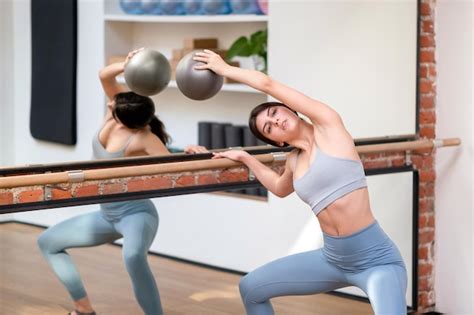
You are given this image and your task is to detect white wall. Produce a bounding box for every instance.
[0,0,14,167]
[268,1,417,138]
[0,0,15,223]
[435,1,473,314]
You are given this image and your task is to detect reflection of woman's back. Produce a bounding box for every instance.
[92,93,168,222]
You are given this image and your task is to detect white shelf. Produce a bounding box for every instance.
[116,76,263,94]
[104,14,268,23]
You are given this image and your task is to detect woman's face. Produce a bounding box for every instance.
[255,105,299,146]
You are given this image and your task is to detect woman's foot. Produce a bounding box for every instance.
[71,296,95,315]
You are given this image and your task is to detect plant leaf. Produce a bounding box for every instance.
[250,29,267,57]
[226,36,251,61]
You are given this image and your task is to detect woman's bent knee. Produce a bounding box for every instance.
[37,231,51,253]
[239,273,261,304]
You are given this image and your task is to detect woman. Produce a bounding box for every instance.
[37,49,206,315]
[194,50,407,315]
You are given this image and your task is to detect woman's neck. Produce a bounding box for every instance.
[288,121,314,152]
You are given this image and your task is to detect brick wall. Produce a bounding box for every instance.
[0,167,252,206]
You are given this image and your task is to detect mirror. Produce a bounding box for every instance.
[2,0,417,168]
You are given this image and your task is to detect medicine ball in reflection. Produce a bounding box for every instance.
[124,49,171,96]
[119,0,143,14]
[184,0,203,15]
[202,0,231,14]
[176,51,224,101]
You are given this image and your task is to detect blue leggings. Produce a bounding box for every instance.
[37,202,162,315]
[239,221,407,315]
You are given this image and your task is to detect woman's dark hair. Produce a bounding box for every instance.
[113,91,171,145]
[248,101,299,147]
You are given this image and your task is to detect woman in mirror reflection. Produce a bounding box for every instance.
[37,49,206,315]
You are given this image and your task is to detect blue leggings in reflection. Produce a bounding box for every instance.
[37,201,162,315]
[239,221,407,315]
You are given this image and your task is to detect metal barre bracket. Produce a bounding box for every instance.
[68,170,85,183]
[248,169,256,181]
[271,152,287,162]
[432,139,444,148]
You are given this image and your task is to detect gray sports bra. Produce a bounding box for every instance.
[92,127,140,220]
[293,146,367,215]
[92,128,135,160]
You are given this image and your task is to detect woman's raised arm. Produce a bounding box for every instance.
[193,50,342,128]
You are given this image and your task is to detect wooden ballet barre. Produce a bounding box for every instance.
[0,145,287,176]
[356,137,461,154]
[0,153,283,189]
[0,134,429,175]
[0,138,460,189]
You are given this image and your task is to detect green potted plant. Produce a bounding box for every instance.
[226,29,267,73]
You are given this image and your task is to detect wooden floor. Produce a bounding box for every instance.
[0,222,373,315]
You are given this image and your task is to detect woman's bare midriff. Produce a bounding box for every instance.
[316,187,375,236]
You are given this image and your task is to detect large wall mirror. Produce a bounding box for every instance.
[7,0,419,309]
